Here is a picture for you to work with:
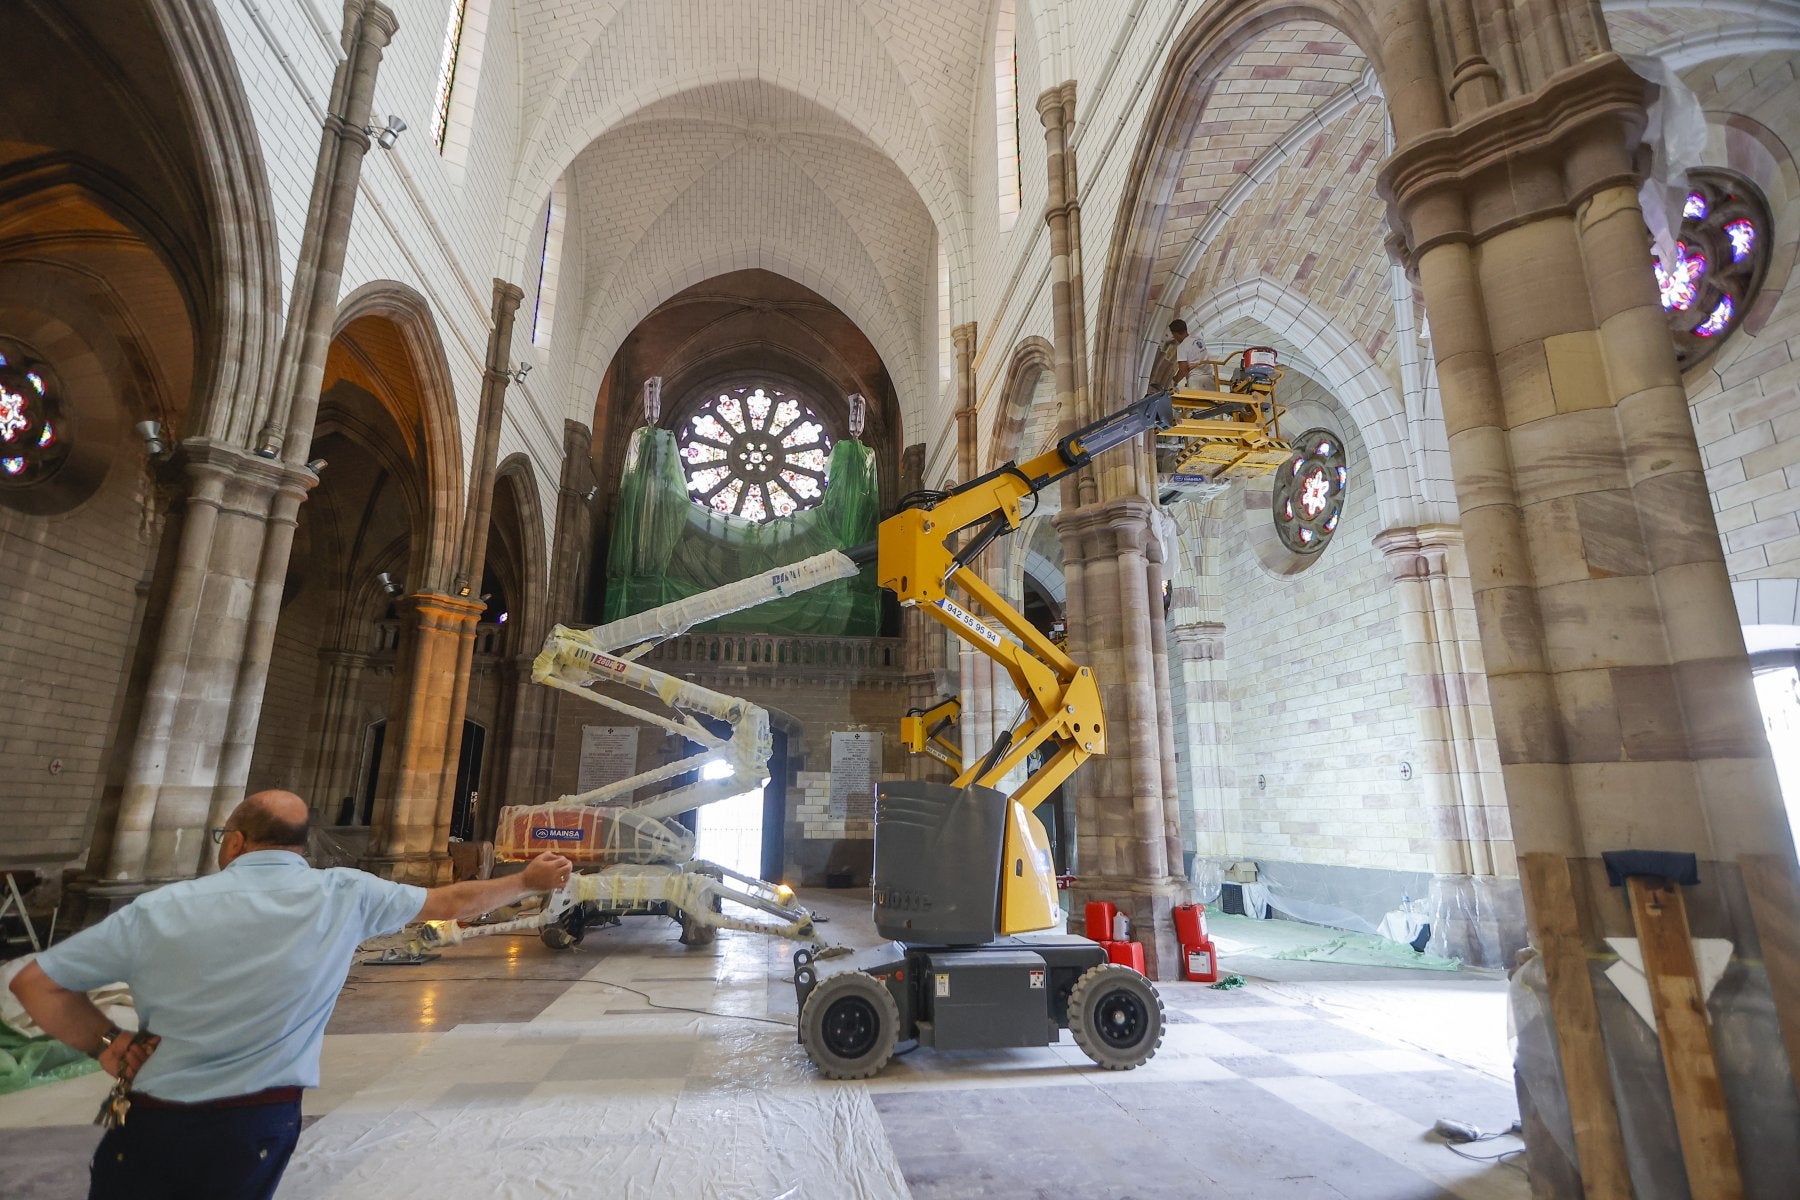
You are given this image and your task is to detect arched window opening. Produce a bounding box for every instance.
[0,350,70,488]
[994,0,1021,232]
[431,0,490,163]
[677,385,832,522]
[1653,171,1772,367]
[532,178,567,348]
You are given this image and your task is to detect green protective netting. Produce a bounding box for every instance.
[603,427,881,636]
[0,1022,100,1094]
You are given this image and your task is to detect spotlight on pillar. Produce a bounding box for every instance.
[253,428,281,458]
[377,571,401,597]
[511,361,532,384]
[582,485,598,502]
[305,457,328,474]
[847,392,867,440]
[366,114,407,150]
[454,574,473,597]
[642,376,662,425]
[136,419,165,459]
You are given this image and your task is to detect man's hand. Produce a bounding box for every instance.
[97,1030,158,1081]
[520,852,574,894]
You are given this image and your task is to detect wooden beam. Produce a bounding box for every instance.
[1740,854,1800,1102]
[1625,875,1745,1200]
[1519,852,1633,1199]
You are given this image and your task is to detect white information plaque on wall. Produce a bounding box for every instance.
[829,731,880,820]
[577,726,640,795]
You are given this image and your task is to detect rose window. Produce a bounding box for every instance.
[1654,173,1771,367]
[1273,428,1347,554]
[677,386,832,522]
[0,352,69,488]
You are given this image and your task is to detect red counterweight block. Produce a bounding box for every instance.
[1100,940,1147,974]
[1084,901,1118,942]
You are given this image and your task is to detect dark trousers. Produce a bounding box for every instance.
[89,1100,302,1200]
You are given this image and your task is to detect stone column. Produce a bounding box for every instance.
[91,1,398,899]
[1171,622,1229,861]
[364,592,484,882]
[429,280,523,857]
[307,647,370,822]
[1379,2,1798,1184]
[1374,525,1517,964]
[1056,499,1189,976]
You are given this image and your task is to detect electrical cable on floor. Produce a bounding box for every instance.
[339,974,797,1028]
[1433,1118,1528,1175]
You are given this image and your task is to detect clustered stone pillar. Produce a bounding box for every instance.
[87,1,398,901]
[306,647,371,823]
[1170,621,1228,862]
[365,279,521,884]
[1378,1,1800,1190]
[1374,525,1515,964]
[1041,78,1187,975]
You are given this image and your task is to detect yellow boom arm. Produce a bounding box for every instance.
[871,392,1175,933]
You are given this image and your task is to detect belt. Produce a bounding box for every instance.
[127,1086,302,1111]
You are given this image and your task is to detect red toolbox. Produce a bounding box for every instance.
[1172,903,1208,947]
[1100,939,1146,973]
[1084,901,1117,942]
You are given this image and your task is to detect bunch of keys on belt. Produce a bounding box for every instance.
[94,1030,155,1130]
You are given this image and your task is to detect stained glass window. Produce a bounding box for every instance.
[1272,428,1348,555]
[1654,172,1771,367]
[676,386,833,522]
[0,354,70,488]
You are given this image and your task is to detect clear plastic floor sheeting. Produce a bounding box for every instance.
[280,1016,910,1200]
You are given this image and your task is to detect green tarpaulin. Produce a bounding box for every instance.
[0,1021,99,1094]
[603,427,881,636]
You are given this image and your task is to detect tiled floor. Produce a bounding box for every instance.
[0,893,1528,1199]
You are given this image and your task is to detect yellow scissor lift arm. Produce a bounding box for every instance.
[863,391,1176,934]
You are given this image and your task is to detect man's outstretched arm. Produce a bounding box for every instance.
[413,850,573,923]
[8,963,158,1079]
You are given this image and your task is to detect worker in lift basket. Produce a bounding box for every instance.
[8,789,573,1200]
[1148,317,1211,391]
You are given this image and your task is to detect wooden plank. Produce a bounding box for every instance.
[1625,875,1745,1200]
[1740,854,1800,1102]
[1519,852,1633,1199]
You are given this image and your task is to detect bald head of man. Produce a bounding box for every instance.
[218,790,311,866]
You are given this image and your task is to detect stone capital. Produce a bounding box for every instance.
[1036,80,1076,129]
[1171,621,1226,663]
[950,321,977,354]
[1379,54,1645,256]
[1374,523,1463,582]
[491,276,525,314]
[354,0,400,45]
[400,592,487,632]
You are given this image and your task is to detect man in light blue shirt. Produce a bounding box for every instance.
[9,789,572,1200]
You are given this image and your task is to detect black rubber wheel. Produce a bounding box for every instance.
[540,907,586,950]
[677,908,717,947]
[798,971,900,1080]
[1068,963,1164,1070]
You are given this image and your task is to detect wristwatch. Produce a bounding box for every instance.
[90,1025,125,1059]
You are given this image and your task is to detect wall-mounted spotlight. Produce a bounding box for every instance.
[511,361,532,384]
[366,114,407,150]
[253,429,281,458]
[583,485,598,502]
[377,571,402,597]
[306,457,328,474]
[454,574,473,598]
[136,419,165,459]
[847,393,867,440]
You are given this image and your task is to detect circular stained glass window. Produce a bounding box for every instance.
[1273,428,1347,554]
[677,385,832,522]
[0,352,69,488]
[1654,172,1771,367]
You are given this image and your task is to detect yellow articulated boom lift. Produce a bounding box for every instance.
[793,390,1181,1078]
